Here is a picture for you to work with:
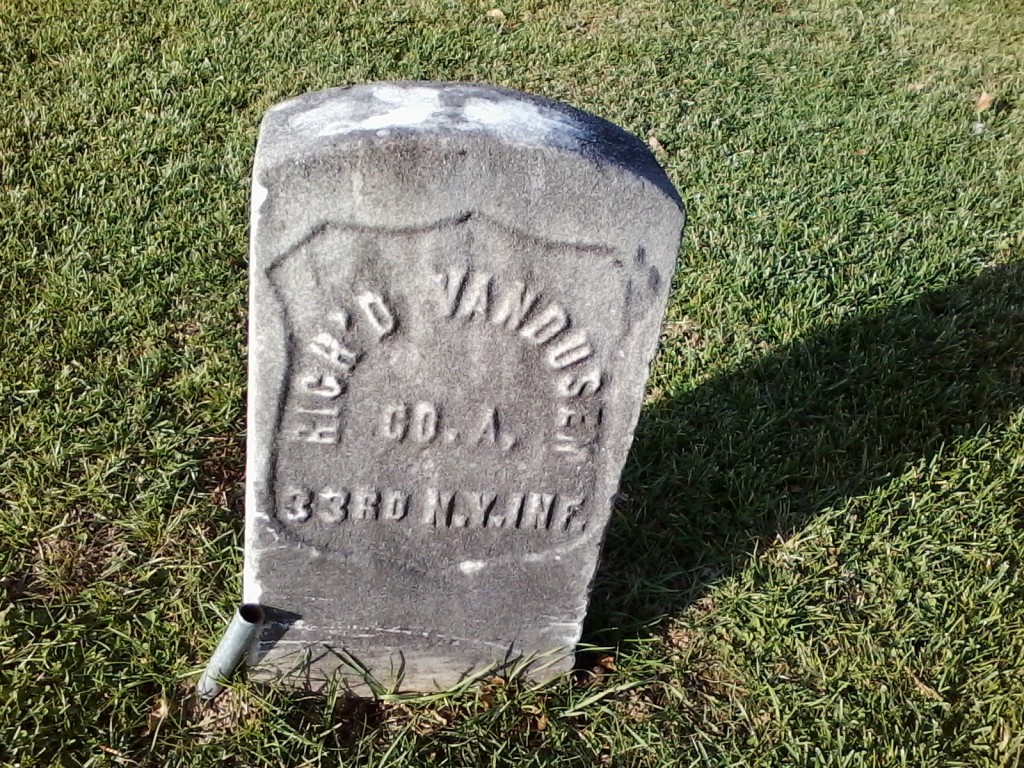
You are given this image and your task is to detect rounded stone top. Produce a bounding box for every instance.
[259,81,682,210]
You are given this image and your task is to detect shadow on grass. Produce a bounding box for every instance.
[589,262,1024,639]
[170,263,1021,765]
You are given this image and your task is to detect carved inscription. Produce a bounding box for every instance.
[276,262,602,541]
[552,401,602,462]
[435,267,603,390]
[280,486,587,533]
[283,290,396,445]
[434,267,604,460]
[378,402,518,451]
[282,266,603,458]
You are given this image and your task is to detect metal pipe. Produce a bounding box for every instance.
[197,603,264,700]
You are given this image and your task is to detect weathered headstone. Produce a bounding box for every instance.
[244,82,684,691]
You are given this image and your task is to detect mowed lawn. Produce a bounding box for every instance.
[2,0,1024,765]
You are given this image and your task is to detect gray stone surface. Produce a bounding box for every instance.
[244,82,684,692]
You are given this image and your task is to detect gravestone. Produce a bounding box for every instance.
[244,82,684,691]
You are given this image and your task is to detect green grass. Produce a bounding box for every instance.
[2,0,1023,765]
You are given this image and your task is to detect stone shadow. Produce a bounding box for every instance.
[588,262,1024,638]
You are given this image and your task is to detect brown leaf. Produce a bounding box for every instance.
[666,626,696,650]
[909,671,942,701]
[534,714,549,731]
[693,595,716,613]
[433,709,453,726]
[663,317,703,347]
[486,8,506,19]
[144,696,172,735]
[647,135,665,154]
[976,91,994,112]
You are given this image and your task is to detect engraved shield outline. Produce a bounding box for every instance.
[253,210,625,561]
